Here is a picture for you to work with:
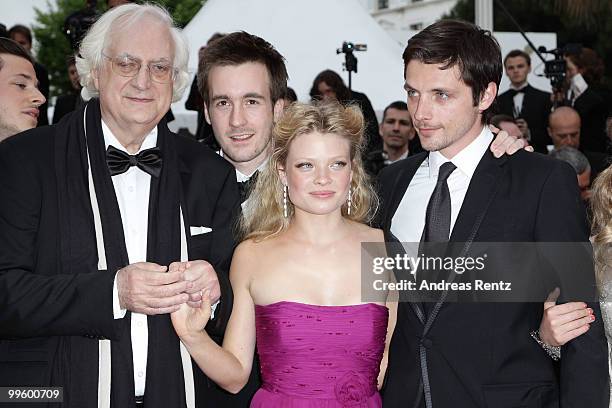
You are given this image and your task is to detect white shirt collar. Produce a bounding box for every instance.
[388,150,409,164]
[509,82,528,91]
[102,120,158,153]
[569,73,589,101]
[218,149,268,182]
[236,158,268,182]
[428,126,493,180]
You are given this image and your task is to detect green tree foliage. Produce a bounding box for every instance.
[444,0,612,85]
[155,0,205,28]
[32,0,91,99]
[31,0,205,98]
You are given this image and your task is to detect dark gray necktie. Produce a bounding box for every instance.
[420,161,457,313]
[423,161,457,243]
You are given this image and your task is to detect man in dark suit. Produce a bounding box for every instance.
[199,31,287,209]
[193,31,290,405]
[379,20,608,408]
[0,4,239,408]
[497,49,552,153]
[0,38,45,142]
[52,56,83,124]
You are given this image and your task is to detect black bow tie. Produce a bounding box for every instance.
[106,145,163,178]
[509,87,526,97]
[238,171,259,203]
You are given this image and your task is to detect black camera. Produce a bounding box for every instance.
[336,41,367,74]
[537,44,582,92]
[63,0,98,51]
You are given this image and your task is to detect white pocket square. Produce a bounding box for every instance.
[190,226,212,236]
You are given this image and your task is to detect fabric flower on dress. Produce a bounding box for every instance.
[334,370,372,407]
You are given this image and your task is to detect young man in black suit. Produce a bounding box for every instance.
[198,32,287,208]
[0,38,45,142]
[378,20,608,408]
[52,56,83,124]
[0,4,239,407]
[497,49,552,153]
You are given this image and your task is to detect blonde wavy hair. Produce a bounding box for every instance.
[241,101,378,241]
[591,165,612,289]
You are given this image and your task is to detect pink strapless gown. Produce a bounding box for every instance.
[251,301,388,407]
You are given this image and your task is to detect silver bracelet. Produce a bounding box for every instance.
[530,330,561,361]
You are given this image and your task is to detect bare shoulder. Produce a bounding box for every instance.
[233,238,267,265]
[348,221,385,243]
[230,238,262,282]
[231,236,280,274]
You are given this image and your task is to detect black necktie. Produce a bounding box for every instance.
[238,171,259,203]
[420,161,456,311]
[423,161,457,243]
[106,145,162,178]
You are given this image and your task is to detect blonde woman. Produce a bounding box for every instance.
[534,165,612,406]
[593,166,612,406]
[172,101,394,407]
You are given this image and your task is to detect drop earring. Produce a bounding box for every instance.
[347,187,352,215]
[283,184,288,218]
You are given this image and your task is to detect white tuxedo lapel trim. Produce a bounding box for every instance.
[84,106,195,408]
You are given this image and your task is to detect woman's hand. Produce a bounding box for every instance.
[171,289,213,341]
[539,288,594,346]
[489,125,534,158]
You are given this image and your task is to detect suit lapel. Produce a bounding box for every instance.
[450,148,506,242]
[420,148,507,331]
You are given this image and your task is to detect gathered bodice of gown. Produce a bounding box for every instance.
[250,301,388,407]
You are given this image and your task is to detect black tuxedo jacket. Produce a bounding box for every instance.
[52,93,81,124]
[377,149,608,408]
[0,118,240,407]
[497,85,552,154]
[573,88,609,153]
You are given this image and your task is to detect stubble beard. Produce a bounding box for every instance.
[0,116,22,142]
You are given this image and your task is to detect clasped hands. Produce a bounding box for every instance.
[116,260,220,315]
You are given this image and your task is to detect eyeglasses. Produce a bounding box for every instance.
[102,53,177,83]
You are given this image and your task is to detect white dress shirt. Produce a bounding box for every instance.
[107,121,156,397]
[510,82,527,117]
[568,73,589,105]
[218,149,267,183]
[391,127,493,243]
[219,149,267,209]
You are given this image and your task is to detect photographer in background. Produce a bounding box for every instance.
[564,47,609,154]
[496,50,552,153]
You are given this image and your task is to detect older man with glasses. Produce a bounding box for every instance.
[0,4,239,408]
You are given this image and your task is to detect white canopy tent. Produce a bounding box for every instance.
[170,0,407,133]
[169,0,558,134]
